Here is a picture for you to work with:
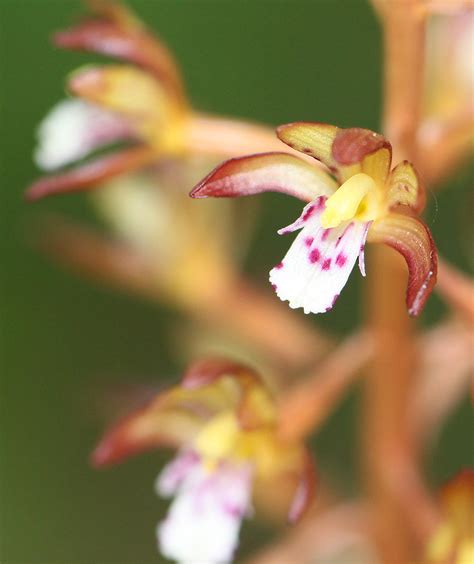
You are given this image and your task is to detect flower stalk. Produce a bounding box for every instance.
[365,1,440,559]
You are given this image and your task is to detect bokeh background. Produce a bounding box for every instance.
[0,1,472,562]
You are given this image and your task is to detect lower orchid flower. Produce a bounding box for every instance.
[191,122,438,316]
[92,359,315,563]
[424,469,474,564]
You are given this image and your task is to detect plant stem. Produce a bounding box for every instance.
[365,2,439,560]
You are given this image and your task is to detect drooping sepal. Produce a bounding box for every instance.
[190,152,337,203]
[91,375,243,466]
[91,359,278,466]
[25,146,155,201]
[368,211,437,316]
[387,160,426,213]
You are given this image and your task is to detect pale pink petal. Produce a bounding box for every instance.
[157,458,253,563]
[269,198,370,314]
[358,222,371,277]
[190,152,337,203]
[34,99,134,171]
[156,450,200,497]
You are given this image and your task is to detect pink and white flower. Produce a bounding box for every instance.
[191,123,438,316]
[92,359,316,563]
[157,451,253,563]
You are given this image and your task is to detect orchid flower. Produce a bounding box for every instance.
[26,0,293,202]
[92,359,315,563]
[424,469,474,563]
[191,123,438,316]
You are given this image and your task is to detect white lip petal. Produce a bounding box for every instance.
[34,99,133,171]
[157,457,253,564]
[358,222,371,277]
[269,198,370,314]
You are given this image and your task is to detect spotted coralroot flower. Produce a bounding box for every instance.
[26,0,289,202]
[424,469,474,563]
[92,359,316,563]
[191,123,438,316]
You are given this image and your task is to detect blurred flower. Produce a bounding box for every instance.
[424,11,473,122]
[192,123,437,316]
[417,10,474,184]
[34,98,134,171]
[25,0,295,312]
[92,359,315,563]
[27,0,291,202]
[424,469,474,563]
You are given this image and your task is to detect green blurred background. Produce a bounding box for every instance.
[0,1,472,562]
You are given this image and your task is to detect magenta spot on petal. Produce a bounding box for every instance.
[275,262,284,270]
[223,502,244,518]
[304,236,314,247]
[302,205,315,221]
[315,196,326,210]
[322,258,332,270]
[309,248,321,263]
[271,283,277,291]
[321,229,330,241]
[326,294,339,312]
[336,253,347,267]
[360,245,364,251]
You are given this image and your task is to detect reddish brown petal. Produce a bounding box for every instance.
[91,398,198,466]
[288,449,317,524]
[332,128,391,166]
[54,20,186,103]
[387,160,426,213]
[25,146,155,201]
[333,128,392,185]
[368,211,438,316]
[190,152,337,202]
